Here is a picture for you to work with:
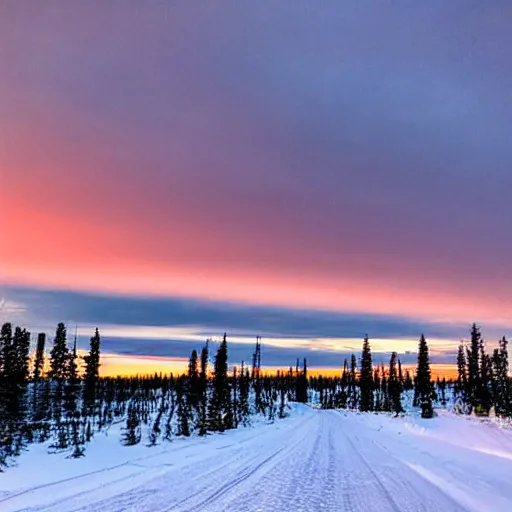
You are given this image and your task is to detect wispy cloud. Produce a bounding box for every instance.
[2,286,509,368]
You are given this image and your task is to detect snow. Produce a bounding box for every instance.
[2,405,512,511]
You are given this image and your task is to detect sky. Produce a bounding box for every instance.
[1,1,511,375]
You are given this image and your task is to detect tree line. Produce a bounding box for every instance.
[309,325,510,421]
[455,324,511,417]
[0,327,302,469]
[0,322,101,467]
[1,321,510,470]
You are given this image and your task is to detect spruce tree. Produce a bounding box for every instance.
[339,358,349,409]
[373,368,382,411]
[164,375,176,441]
[415,334,434,418]
[438,378,447,406]
[11,327,31,421]
[238,365,250,425]
[359,336,373,412]
[12,327,30,386]
[0,324,15,416]
[64,332,80,422]
[50,323,70,381]
[232,366,238,428]
[33,333,46,382]
[69,419,84,458]
[32,334,47,424]
[478,343,492,416]
[68,332,78,383]
[456,343,467,399]
[187,349,200,414]
[381,373,391,412]
[149,394,165,446]
[1,325,30,463]
[467,323,482,410]
[295,358,308,403]
[349,354,358,408]
[123,401,141,446]
[492,337,510,417]
[83,328,101,414]
[403,370,414,391]
[278,371,287,419]
[197,342,209,435]
[208,334,232,431]
[389,352,403,415]
[0,323,5,378]
[176,377,190,437]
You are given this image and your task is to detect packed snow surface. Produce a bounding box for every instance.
[2,405,512,511]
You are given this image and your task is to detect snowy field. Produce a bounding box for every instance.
[1,405,512,512]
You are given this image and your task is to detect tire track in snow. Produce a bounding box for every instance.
[2,413,312,512]
[333,411,469,512]
[339,422,402,512]
[187,445,288,512]
[58,412,317,512]
[0,412,284,510]
[173,413,319,512]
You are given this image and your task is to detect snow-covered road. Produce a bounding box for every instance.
[2,406,512,511]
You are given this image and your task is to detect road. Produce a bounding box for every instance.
[2,407,512,512]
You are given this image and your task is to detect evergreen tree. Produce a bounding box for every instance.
[149,394,165,446]
[373,368,382,411]
[403,370,414,391]
[69,419,84,458]
[187,349,200,414]
[278,371,287,419]
[197,342,209,435]
[348,354,358,408]
[492,337,510,417]
[83,328,101,414]
[467,323,482,410]
[33,333,46,382]
[50,323,70,381]
[456,343,467,399]
[238,364,250,425]
[176,377,190,437]
[208,334,232,431]
[1,323,14,376]
[1,324,30,464]
[415,334,434,418]
[232,366,238,428]
[438,378,447,406]
[478,342,492,416]
[12,327,31,387]
[338,358,349,409]
[164,375,177,441]
[0,324,15,417]
[12,327,31,422]
[85,420,92,443]
[68,331,78,382]
[64,331,80,422]
[295,358,308,403]
[0,323,6,378]
[359,336,373,412]
[388,352,403,415]
[381,372,391,412]
[123,401,141,446]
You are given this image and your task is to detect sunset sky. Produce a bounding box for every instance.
[1,1,511,376]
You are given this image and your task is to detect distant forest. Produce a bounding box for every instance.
[0,322,510,469]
